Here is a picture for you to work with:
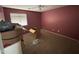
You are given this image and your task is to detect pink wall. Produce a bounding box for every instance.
[2,6,79,40]
[41,6,79,40]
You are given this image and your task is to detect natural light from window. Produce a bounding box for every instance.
[10,13,28,26]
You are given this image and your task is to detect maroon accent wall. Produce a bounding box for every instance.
[2,6,79,40]
[42,6,79,40]
[3,7,41,28]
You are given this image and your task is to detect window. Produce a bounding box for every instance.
[10,13,28,26]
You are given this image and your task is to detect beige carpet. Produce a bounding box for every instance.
[22,29,79,54]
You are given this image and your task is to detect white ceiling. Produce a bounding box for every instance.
[2,5,66,12]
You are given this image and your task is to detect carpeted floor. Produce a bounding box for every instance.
[22,29,79,54]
